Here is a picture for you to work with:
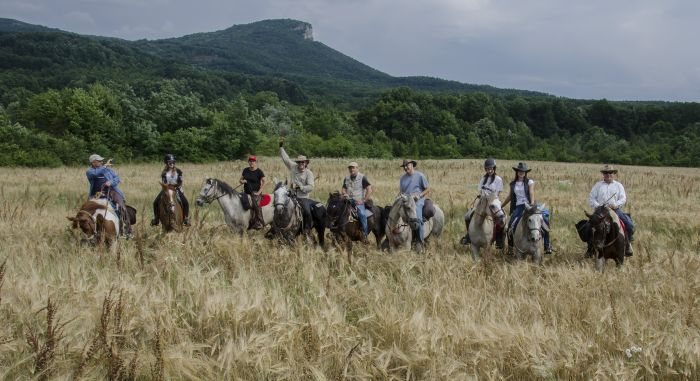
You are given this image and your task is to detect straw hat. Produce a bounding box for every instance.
[294,155,309,164]
[600,164,618,174]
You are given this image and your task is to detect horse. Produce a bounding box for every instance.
[384,194,444,252]
[195,178,274,234]
[67,199,119,247]
[510,203,548,265]
[270,182,326,246]
[157,182,184,232]
[579,205,626,271]
[467,190,506,261]
[325,192,387,254]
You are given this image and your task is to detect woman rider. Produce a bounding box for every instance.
[460,158,504,247]
[151,154,190,226]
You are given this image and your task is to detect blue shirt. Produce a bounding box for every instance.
[86,166,125,200]
[400,171,429,196]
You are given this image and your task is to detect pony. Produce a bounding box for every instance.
[195,178,273,234]
[67,199,119,247]
[467,190,506,261]
[270,181,326,246]
[579,205,626,271]
[157,182,184,232]
[510,203,548,265]
[325,192,387,255]
[384,194,444,252]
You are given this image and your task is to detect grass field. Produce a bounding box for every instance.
[0,158,698,380]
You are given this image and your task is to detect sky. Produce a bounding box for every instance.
[2,0,698,101]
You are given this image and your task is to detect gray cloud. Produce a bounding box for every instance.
[3,0,699,100]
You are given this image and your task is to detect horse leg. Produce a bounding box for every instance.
[596,255,605,272]
[533,248,542,266]
[470,245,480,261]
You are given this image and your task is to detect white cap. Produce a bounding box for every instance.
[89,154,104,162]
[348,162,359,168]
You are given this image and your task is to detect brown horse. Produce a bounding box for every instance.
[67,199,119,247]
[157,183,184,232]
[325,192,386,258]
[581,205,626,271]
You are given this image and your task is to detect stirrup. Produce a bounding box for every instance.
[459,235,470,245]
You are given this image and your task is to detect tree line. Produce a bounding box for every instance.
[1,81,698,167]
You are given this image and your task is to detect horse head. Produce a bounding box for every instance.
[586,206,613,250]
[196,178,216,206]
[325,192,348,229]
[273,182,291,212]
[160,182,178,214]
[67,210,96,238]
[396,193,419,230]
[524,205,545,242]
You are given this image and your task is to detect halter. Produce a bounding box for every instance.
[388,195,414,235]
[327,197,353,230]
[200,179,238,204]
[590,211,618,249]
[274,187,302,231]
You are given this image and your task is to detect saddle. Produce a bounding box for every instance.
[240,193,272,211]
[422,199,435,221]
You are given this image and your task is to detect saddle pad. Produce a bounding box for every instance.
[260,194,272,207]
[618,218,627,238]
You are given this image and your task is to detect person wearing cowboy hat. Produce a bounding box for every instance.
[86,153,132,238]
[279,138,316,234]
[151,153,190,227]
[399,159,431,248]
[588,164,635,256]
[502,162,552,255]
[240,155,266,229]
[341,161,373,241]
[460,158,504,246]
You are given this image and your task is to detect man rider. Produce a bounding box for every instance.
[341,162,373,242]
[279,139,315,235]
[588,164,635,256]
[240,155,266,229]
[399,159,431,250]
[86,153,132,238]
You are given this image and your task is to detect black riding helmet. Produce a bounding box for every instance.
[164,153,176,163]
[484,158,496,169]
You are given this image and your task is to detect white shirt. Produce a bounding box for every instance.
[477,175,503,196]
[165,170,179,185]
[588,180,627,209]
[514,179,535,206]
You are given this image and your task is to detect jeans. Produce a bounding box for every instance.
[614,208,635,241]
[356,203,368,236]
[415,198,425,242]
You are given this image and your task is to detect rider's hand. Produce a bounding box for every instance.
[279,137,284,147]
[240,179,247,184]
[413,195,420,201]
[607,203,617,210]
[104,181,112,187]
[105,159,113,167]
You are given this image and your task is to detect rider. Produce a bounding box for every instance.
[279,138,315,235]
[151,154,190,226]
[460,158,504,247]
[399,159,431,249]
[240,155,266,229]
[86,153,132,238]
[588,164,635,256]
[341,161,373,241]
[502,162,552,255]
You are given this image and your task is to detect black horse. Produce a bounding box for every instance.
[326,192,387,254]
[576,206,627,271]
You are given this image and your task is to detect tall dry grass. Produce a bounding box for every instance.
[0,158,698,380]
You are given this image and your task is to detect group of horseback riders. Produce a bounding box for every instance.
[85,143,635,257]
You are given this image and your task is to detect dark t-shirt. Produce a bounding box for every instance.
[242,168,265,194]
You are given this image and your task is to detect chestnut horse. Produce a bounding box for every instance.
[325,192,386,260]
[157,182,184,232]
[67,199,119,247]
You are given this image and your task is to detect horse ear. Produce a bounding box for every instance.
[285,178,288,185]
[67,216,75,221]
[584,210,592,218]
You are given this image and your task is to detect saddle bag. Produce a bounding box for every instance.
[575,220,591,242]
[422,199,435,221]
[126,205,137,225]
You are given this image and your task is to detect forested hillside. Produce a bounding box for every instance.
[0,18,698,167]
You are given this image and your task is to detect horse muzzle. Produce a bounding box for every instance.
[409,218,420,230]
[195,198,205,206]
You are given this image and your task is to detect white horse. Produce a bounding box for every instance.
[384,194,444,252]
[468,190,506,261]
[195,178,273,234]
[510,203,548,265]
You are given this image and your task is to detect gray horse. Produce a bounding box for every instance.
[510,203,548,265]
[195,178,274,234]
[468,190,506,261]
[384,194,444,252]
[270,182,327,246]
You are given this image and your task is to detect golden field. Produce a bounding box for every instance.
[0,158,698,380]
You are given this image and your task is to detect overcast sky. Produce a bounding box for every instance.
[2,0,698,101]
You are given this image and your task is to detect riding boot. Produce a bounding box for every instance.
[460,232,471,245]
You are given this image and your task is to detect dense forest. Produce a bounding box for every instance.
[0,19,698,167]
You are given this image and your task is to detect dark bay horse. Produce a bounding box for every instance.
[325,192,386,254]
[157,183,184,232]
[577,205,626,271]
[270,182,326,246]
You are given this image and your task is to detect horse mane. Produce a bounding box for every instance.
[80,201,107,215]
[215,179,238,195]
[274,181,286,191]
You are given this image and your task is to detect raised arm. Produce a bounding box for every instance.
[279,147,295,171]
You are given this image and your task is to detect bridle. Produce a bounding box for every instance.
[389,195,415,235]
[327,197,352,230]
[274,187,302,231]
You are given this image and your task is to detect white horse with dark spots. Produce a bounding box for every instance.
[510,203,548,265]
[195,178,273,234]
[384,193,444,252]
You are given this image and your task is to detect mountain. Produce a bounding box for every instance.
[0,18,548,106]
